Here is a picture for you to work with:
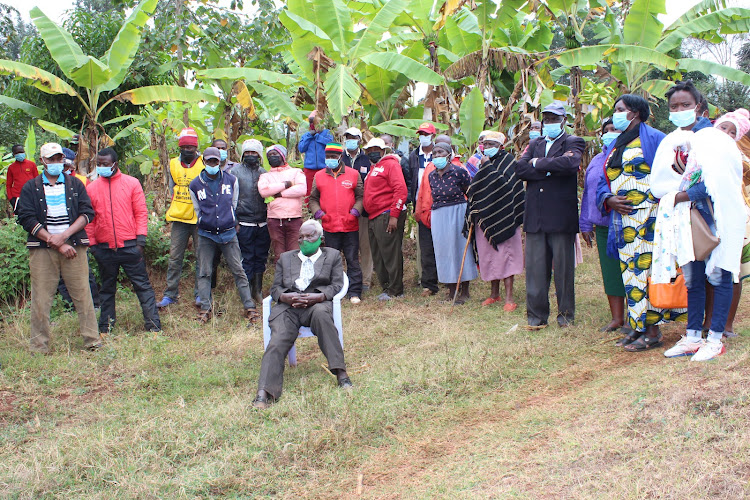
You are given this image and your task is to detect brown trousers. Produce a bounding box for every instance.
[358,216,373,287]
[29,248,100,353]
[267,217,303,264]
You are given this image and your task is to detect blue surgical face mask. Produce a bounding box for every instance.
[484,147,499,158]
[543,122,563,139]
[432,157,448,170]
[601,132,620,148]
[96,165,114,178]
[669,108,697,128]
[14,153,26,162]
[345,139,359,151]
[219,149,228,162]
[325,158,340,169]
[205,165,220,175]
[45,163,64,177]
[419,134,433,148]
[529,131,541,140]
[612,111,632,132]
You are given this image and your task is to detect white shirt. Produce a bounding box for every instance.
[295,248,322,291]
[416,146,433,195]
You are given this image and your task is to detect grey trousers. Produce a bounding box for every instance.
[164,221,199,300]
[524,231,576,326]
[258,301,345,399]
[197,235,254,311]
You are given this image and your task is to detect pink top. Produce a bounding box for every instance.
[258,165,307,219]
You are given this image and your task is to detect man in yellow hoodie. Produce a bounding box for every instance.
[157,128,205,308]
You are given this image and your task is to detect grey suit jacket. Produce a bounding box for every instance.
[269,247,344,317]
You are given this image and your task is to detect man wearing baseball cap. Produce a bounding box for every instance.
[363,137,408,300]
[516,102,585,329]
[189,147,258,323]
[407,122,440,296]
[233,139,271,304]
[157,127,205,309]
[16,142,101,353]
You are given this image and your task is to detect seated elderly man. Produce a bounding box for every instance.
[252,219,353,409]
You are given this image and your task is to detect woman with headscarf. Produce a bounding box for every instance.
[466,131,525,310]
[580,119,629,332]
[258,145,307,263]
[660,110,749,361]
[428,142,477,303]
[596,94,685,352]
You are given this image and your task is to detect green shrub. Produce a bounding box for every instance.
[145,215,193,272]
[0,218,31,305]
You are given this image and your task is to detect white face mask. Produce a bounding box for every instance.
[419,135,433,148]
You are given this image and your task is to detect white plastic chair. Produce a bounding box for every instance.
[262,273,348,367]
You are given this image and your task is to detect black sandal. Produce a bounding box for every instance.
[623,333,663,352]
[615,330,641,347]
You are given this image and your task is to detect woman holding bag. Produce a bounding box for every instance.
[662,110,749,361]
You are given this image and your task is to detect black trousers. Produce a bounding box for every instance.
[524,232,576,326]
[237,224,271,278]
[324,230,363,297]
[258,301,345,399]
[93,246,161,333]
[368,211,406,296]
[417,221,439,293]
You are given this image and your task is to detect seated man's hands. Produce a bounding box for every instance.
[279,292,326,308]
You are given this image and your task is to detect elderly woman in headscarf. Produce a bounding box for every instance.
[659,109,749,361]
[465,131,506,178]
[466,131,525,310]
[428,141,477,303]
[595,94,684,352]
[258,144,307,263]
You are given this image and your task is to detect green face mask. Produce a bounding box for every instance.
[299,237,322,256]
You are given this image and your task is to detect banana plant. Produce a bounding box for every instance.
[553,0,750,99]
[0,0,219,171]
[279,0,445,123]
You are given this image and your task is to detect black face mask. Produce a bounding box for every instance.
[180,149,197,164]
[267,156,283,168]
[243,155,260,169]
[367,152,382,164]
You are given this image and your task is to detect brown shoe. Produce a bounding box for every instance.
[244,308,260,323]
[421,288,436,297]
[196,309,212,323]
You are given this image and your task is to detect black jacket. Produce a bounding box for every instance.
[407,149,428,205]
[16,174,95,248]
[229,163,267,224]
[515,132,585,234]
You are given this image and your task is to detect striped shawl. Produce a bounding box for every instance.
[466,150,525,249]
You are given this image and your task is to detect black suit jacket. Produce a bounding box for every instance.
[269,247,344,318]
[515,132,585,234]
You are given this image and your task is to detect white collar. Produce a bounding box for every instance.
[298,248,322,263]
[419,146,432,158]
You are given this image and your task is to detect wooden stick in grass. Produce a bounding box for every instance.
[451,223,474,311]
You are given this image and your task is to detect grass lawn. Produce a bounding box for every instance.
[1,244,749,498]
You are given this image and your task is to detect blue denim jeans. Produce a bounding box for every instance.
[682,260,733,334]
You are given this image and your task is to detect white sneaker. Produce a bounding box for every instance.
[690,341,726,362]
[350,296,361,304]
[664,336,704,358]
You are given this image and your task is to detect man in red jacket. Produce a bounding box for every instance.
[6,144,39,214]
[363,138,408,300]
[86,148,161,334]
[309,143,364,303]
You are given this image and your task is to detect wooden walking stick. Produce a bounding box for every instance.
[451,223,474,311]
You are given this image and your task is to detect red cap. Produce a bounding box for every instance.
[417,122,437,135]
[178,128,199,147]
